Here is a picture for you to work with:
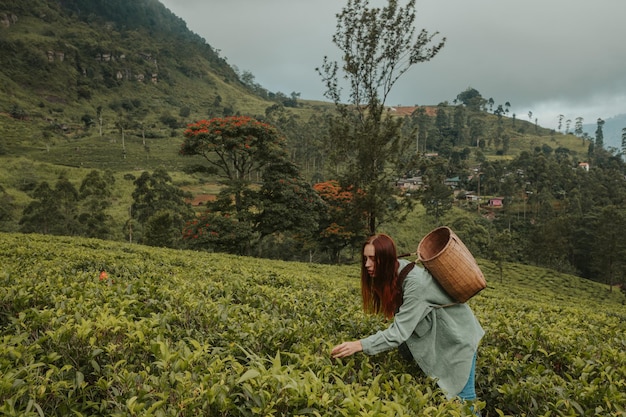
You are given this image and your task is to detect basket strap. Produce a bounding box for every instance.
[398,261,416,284]
[434,302,460,309]
[398,261,460,309]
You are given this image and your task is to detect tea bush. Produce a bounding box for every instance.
[1,233,625,416]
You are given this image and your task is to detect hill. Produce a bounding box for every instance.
[0,0,274,161]
[582,113,626,150]
[1,232,625,415]
[0,0,617,272]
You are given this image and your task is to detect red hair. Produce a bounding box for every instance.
[360,234,401,319]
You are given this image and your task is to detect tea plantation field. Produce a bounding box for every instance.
[1,233,625,416]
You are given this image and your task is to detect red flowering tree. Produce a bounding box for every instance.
[181,116,286,213]
[182,212,253,254]
[314,180,367,262]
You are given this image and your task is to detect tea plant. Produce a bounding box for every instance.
[1,232,625,416]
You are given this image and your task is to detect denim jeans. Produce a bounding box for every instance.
[457,352,477,400]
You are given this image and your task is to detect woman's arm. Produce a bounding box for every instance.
[330,272,430,358]
[359,276,429,355]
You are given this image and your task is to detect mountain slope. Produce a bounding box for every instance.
[0,0,272,150]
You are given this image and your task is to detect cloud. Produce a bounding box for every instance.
[160,0,626,129]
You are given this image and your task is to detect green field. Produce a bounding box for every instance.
[1,233,625,416]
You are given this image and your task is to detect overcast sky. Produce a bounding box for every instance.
[159,0,626,130]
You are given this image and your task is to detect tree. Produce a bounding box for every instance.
[0,184,15,231]
[96,105,104,138]
[53,177,82,235]
[78,170,114,239]
[452,105,467,146]
[313,180,366,262]
[469,118,485,148]
[130,169,194,247]
[595,118,605,149]
[143,210,182,248]
[182,211,253,254]
[181,116,287,214]
[18,171,118,238]
[456,88,484,111]
[621,127,626,156]
[316,0,445,235]
[254,159,324,241]
[488,230,515,282]
[19,181,64,235]
[574,117,584,137]
[181,116,323,255]
[411,106,431,152]
[587,206,626,287]
[421,181,453,224]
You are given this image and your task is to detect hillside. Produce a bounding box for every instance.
[582,113,626,150]
[1,232,624,415]
[0,0,327,236]
[2,0,620,275]
[0,0,274,159]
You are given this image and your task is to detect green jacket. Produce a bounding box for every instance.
[360,259,484,398]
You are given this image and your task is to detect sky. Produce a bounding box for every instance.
[159,0,626,130]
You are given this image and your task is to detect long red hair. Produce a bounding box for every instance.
[360,234,402,319]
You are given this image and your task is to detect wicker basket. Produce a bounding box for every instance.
[417,226,486,302]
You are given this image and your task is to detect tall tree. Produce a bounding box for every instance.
[19,182,64,235]
[54,177,81,235]
[456,88,485,111]
[317,0,445,234]
[574,116,584,138]
[595,118,605,149]
[18,172,118,238]
[587,206,626,287]
[254,158,325,241]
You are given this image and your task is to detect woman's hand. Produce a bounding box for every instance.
[331,341,363,358]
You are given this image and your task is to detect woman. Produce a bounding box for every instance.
[331,233,484,402]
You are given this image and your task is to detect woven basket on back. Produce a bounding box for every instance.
[417,226,486,303]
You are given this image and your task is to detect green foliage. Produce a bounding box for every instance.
[183,211,253,254]
[130,168,194,247]
[0,184,15,229]
[181,117,323,254]
[18,170,115,239]
[456,87,486,111]
[255,159,325,240]
[0,232,624,416]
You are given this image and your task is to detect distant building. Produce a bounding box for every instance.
[444,176,461,188]
[578,162,590,171]
[397,176,423,190]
